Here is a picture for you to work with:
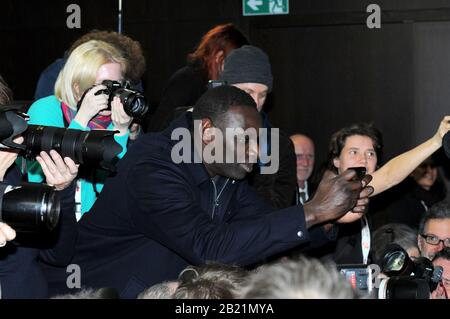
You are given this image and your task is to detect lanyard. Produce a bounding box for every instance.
[361,216,371,264]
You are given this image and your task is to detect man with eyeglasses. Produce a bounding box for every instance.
[418,201,450,260]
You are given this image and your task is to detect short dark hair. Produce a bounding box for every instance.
[419,201,450,235]
[192,85,256,125]
[371,223,418,265]
[432,248,450,262]
[328,123,383,173]
[0,75,13,105]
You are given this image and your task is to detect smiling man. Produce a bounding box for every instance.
[46,85,372,298]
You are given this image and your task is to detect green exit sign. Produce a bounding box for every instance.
[243,0,289,16]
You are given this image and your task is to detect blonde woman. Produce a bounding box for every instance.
[26,40,133,218]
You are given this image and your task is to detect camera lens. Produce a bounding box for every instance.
[379,277,430,299]
[0,182,60,231]
[23,125,122,171]
[115,88,148,118]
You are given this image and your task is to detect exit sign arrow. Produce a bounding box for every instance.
[247,0,263,11]
[243,0,289,16]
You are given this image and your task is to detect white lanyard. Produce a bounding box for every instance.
[361,216,371,264]
[75,179,82,222]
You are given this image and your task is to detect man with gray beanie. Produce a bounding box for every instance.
[219,45,297,209]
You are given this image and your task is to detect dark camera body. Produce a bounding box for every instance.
[349,167,366,181]
[94,80,148,118]
[377,244,443,299]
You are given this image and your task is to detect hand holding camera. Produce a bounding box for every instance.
[74,85,109,128]
[335,167,371,224]
[36,150,79,191]
[110,96,132,136]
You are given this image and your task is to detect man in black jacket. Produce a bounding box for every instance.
[58,85,373,298]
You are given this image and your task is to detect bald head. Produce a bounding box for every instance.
[290,134,315,188]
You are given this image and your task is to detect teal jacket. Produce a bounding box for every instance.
[24,95,129,215]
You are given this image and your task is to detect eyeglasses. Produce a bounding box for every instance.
[420,234,450,247]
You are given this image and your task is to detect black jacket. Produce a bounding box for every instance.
[247,115,297,209]
[53,113,335,299]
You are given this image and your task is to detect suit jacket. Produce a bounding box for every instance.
[50,113,336,298]
[247,114,297,209]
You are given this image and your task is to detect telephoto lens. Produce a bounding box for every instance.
[0,182,60,232]
[23,125,123,171]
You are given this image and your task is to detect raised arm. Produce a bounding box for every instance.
[370,115,450,196]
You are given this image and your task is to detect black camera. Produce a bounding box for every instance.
[377,244,443,299]
[348,167,366,181]
[94,80,148,118]
[0,105,122,171]
[0,182,60,232]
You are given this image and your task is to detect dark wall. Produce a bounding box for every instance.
[2,0,450,167]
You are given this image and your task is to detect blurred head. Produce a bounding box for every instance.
[137,281,179,299]
[240,257,356,299]
[69,30,145,85]
[188,23,248,81]
[55,40,126,109]
[418,201,450,260]
[372,223,420,265]
[290,134,315,188]
[174,262,248,299]
[410,157,438,191]
[329,123,383,175]
[0,75,13,105]
[193,85,260,180]
[219,45,273,111]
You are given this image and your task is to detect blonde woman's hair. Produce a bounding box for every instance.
[55,40,126,109]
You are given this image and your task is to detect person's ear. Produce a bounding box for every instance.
[333,157,340,171]
[215,50,225,73]
[215,50,225,64]
[73,82,81,100]
[201,118,216,145]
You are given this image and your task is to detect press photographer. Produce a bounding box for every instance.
[0,75,78,299]
[25,39,140,218]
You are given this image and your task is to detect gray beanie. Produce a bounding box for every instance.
[219,45,273,92]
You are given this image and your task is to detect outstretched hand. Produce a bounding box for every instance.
[335,173,374,224]
[36,150,79,191]
[434,115,450,146]
[303,169,373,227]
